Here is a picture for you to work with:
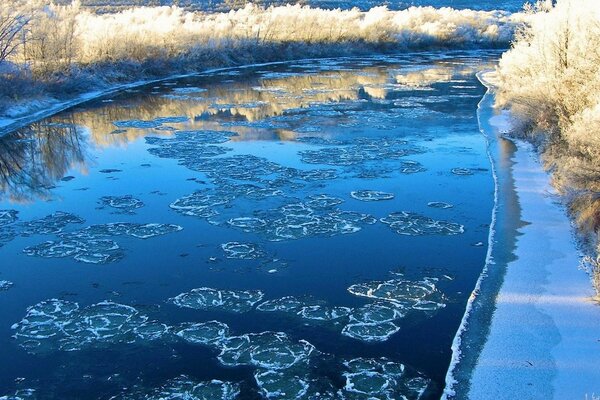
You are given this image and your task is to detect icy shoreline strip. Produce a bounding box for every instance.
[444,71,600,399]
[442,70,500,399]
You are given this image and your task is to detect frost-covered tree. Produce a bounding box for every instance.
[0,2,31,64]
[496,0,600,293]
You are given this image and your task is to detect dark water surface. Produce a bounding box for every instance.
[0,52,497,399]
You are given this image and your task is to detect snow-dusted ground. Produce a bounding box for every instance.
[445,71,600,399]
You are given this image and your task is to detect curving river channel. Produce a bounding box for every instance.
[0,51,498,399]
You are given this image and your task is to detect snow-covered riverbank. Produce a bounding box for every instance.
[444,72,600,399]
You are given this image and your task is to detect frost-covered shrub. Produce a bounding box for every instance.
[496,0,600,293]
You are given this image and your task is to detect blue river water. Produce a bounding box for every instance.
[0,51,498,399]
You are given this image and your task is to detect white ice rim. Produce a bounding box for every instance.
[441,70,500,399]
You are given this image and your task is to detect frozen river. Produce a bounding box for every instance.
[0,52,498,399]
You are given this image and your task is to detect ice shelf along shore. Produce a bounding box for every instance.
[443,71,600,399]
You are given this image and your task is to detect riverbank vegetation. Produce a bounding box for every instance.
[495,0,600,295]
[0,1,521,121]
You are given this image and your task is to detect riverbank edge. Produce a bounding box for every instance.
[443,70,600,399]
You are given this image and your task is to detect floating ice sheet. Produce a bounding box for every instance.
[24,223,182,264]
[218,331,315,370]
[427,201,453,209]
[169,287,264,313]
[299,138,423,166]
[350,190,394,202]
[257,296,351,323]
[347,275,445,310]
[380,211,464,236]
[254,369,310,400]
[12,299,166,353]
[341,357,430,400]
[450,167,474,176]
[341,303,404,342]
[20,212,84,236]
[341,275,446,342]
[127,376,240,400]
[99,195,144,214]
[175,321,230,346]
[0,389,36,400]
[221,242,266,260]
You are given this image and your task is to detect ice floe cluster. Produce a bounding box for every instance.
[23,222,183,264]
[380,211,464,236]
[129,376,240,400]
[299,137,424,166]
[11,299,167,353]
[342,357,430,400]
[169,287,264,313]
[0,210,84,248]
[0,280,13,291]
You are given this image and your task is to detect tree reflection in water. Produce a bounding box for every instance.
[0,117,88,202]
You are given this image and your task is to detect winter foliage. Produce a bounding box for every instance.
[495,0,600,292]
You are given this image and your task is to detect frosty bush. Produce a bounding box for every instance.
[496,0,600,294]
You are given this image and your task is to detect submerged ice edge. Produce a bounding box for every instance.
[442,70,500,399]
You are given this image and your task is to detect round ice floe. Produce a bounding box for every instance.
[297,305,352,322]
[227,217,267,231]
[169,287,264,313]
[254,369,310,399]
[141,376,240,400]
[380,211,464,236]
[427,201,453,209]
[99,195,144,213]
[350,190,395,202]
[170,190,233,218]
[175,321,230,346]
[341,357,430,400]
[218,332,315,370]
[450,167,473,176]
[341,321,400,342]
[126,223,183,239]
[256,296,323,314]
[347,276,444,310]
[221,242,266,260]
